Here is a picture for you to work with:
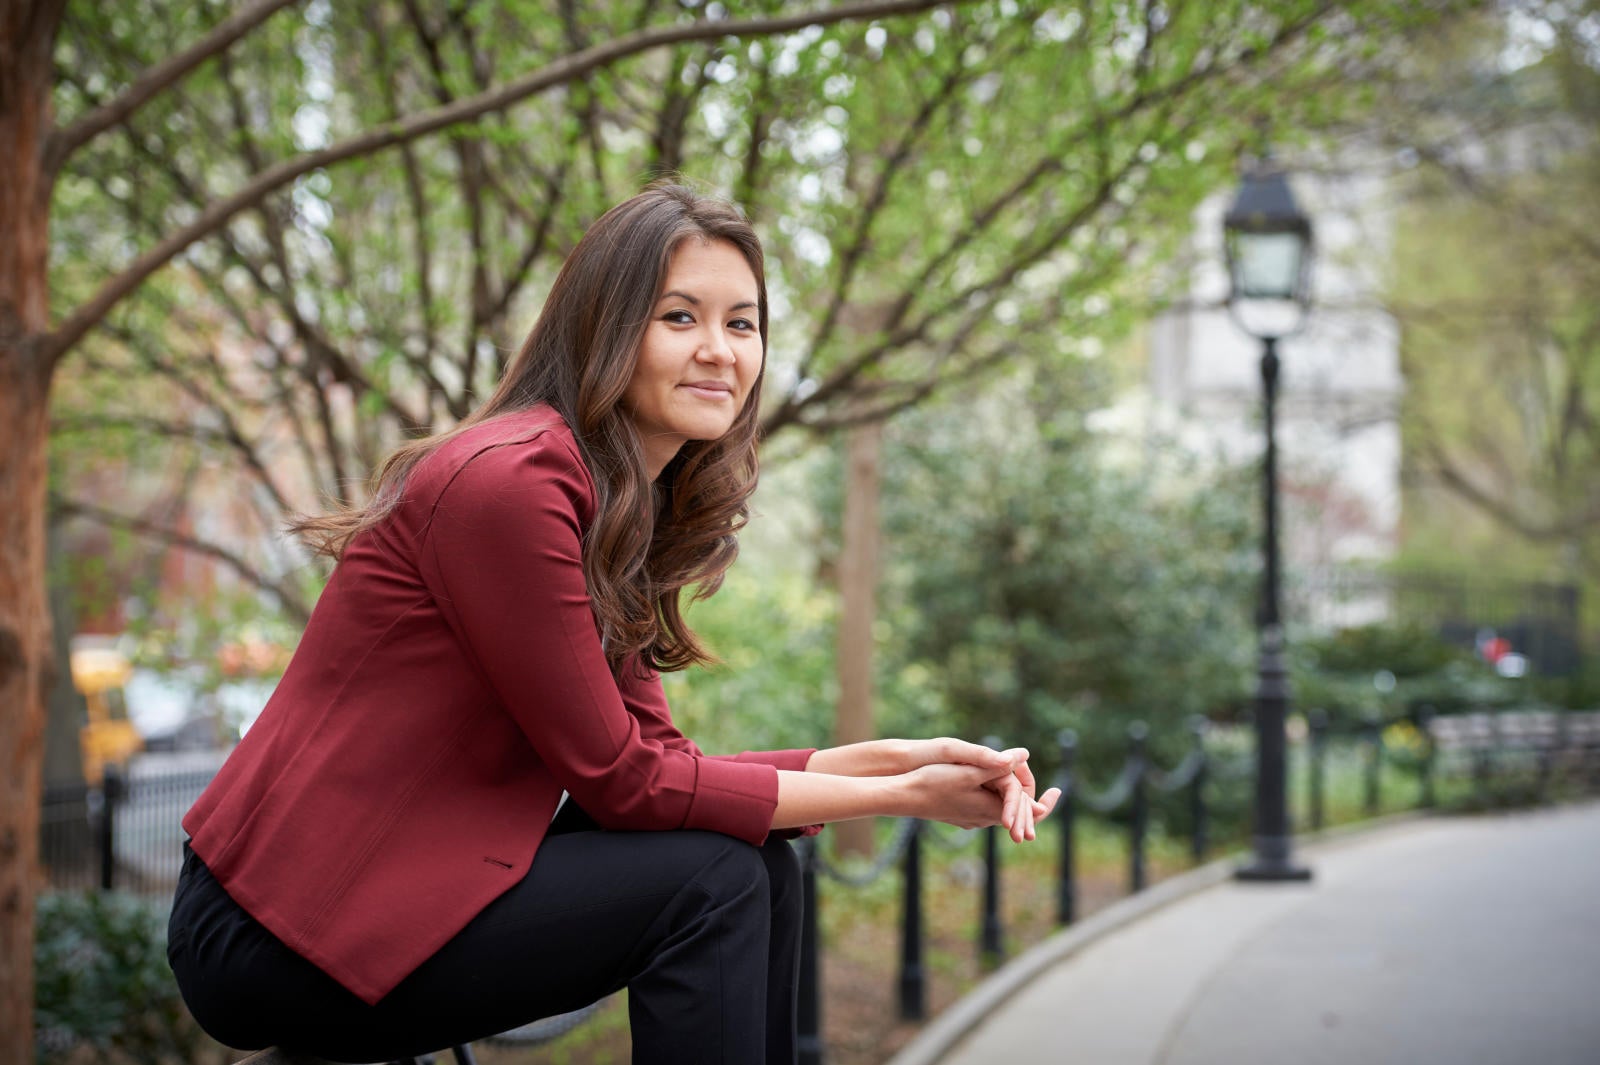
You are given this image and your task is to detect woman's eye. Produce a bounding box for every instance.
[730,317,757,332]
[662,309,695,324]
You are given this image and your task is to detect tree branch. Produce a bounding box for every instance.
[50,494,312,624]
[47,0,303,170]
[367,18,445,400]
[799,51,972,381]
[42,0,973,368]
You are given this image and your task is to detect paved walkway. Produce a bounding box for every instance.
[935,802,1600,1065]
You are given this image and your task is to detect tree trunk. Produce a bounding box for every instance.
[834,422,883,858]
[1,2,65,1057]
[0,302,55,1065]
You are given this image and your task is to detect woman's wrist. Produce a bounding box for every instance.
[772,768,909,827]
[805,739,911,778]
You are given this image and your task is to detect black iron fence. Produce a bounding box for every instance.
[39,709,1600,1063]
[790,707,1600,1064]
[1288,569,1584,676]
[41,762,215,896]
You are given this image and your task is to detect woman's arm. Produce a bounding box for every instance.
[771,762,1059,833]
[611,658,1048,838]
[805,738,1011,778]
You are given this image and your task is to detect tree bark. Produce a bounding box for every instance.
[1,1,65,1056]
[834,422,883,858]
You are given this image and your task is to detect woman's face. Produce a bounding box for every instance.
[624,238,764,478]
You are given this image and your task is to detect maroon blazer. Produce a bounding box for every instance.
[183,408,814,1005]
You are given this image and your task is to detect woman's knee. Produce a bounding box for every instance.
[758,838,801,915]
[677,832,770,913]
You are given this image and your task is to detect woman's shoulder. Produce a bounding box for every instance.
[408,406,594,509]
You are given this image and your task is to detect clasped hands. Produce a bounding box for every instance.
[897,737,1061,843]
[807,737,1060,843]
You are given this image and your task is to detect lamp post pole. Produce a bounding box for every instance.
[1236,334,1308,881]
[1223,159,1313,884]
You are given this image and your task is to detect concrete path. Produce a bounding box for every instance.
[935,803,1600,1065]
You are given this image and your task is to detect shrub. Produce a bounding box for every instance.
[1290,622,1520,725]
[34,891,219,1065]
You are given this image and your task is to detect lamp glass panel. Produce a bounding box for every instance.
[1230,231,1304,301]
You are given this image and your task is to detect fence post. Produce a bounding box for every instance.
[1536,734,1554,804]
[980,735,1005,967]
[1472,707,1493,806]
[1187,716,1209,863]
[97,764,124,892]
[1556,704,1574,796]
[1308,709,1328,831]
[1128,722,1149,894]
[1056,729,1077,926]
[1362,713,1382,816]
[1415,704,1437,809]
[897,820,925,1022]
[797,837,825,1065]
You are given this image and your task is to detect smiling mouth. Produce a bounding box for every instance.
[681,383,733,398]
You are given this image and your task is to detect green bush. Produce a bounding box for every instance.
[1529,656,1600,710]
[1300,622,1461,677]
[872,379,1258,779]
[1290,622,1520,725]
[34,891,217,1065]
[671,566,840,755]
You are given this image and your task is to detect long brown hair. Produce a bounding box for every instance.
[292,182,768,673]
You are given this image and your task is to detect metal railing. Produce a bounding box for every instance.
[1056,718,1212,923]
[41,762,215,896]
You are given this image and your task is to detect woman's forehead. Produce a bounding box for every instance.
[661,239,759,296]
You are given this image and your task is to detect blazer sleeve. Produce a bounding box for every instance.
[417,433,780,845]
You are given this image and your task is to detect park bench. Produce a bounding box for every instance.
[1430,709,1600,755]
[1426,709,1600,790]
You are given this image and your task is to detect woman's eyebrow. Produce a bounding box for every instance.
[657,290,759,313]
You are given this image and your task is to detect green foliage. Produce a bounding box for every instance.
[34,892,216,1065]
[1290,622,1520,723]
[1383,3,1600,599]
[670,567,839,754]
[43,0,1459,658]
[1301,621,1461,677]
[1529,656,1600,710]
[874,371,1258,775]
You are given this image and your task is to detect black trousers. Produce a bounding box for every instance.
[167,804,803,1065]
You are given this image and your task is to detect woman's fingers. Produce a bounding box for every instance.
[998,772,1023,841]
[976,763,1053,842]
[1032,787,1061,822]
[1007,751,1038,799]
[910,761,1060,840]
[981,769,1022,841]
[921,737,1029,776]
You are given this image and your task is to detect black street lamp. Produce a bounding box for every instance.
[1224,161,1314,883]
